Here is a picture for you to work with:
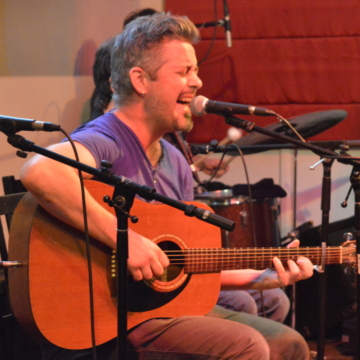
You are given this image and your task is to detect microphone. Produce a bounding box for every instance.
[0,115,61,135]
[223,0,232,47]
[195,20,225,29]
[190,95,276,117]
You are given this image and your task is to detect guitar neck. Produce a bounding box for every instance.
[181,246,351,273]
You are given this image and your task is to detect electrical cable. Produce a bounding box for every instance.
[198,0,219,66]
[60,128,98,360]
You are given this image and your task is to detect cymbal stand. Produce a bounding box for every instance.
[313,157,334,360]
[348,166,360,360]
[289,148,299,330]
[281,149,300,329]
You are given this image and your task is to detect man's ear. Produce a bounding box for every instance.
[129,67,148,96]
[109,78,114,93]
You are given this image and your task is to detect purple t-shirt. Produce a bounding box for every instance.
[70,112,194,201]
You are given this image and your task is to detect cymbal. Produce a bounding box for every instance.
[233,109,348,148]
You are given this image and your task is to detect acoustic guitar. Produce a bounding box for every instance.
[8,180,355,350]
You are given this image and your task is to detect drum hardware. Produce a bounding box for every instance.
[310,158,325,170]
[193,126,242,169]
[239,210,248,226]
[310,144,351,171]
[270,204,279,222]
[343,233,354,275]
[195,188,280,249]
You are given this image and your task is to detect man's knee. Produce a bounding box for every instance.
[268,326,310,360]
[217,290,257,315]
[237,333,270,360]
[202,316,270,359]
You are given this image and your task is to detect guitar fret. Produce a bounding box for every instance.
[247,247,249,269]
[185,249,190,273]
[212,248,215,272]
[207,248,210,272]
[205,248,209,273]
[201,248,204,273]
[203,248,206,272]
[287,247,290,266]
[339,246,342,265]
[197,248,200,273]
[202,249,209,272]
[197,248,201,273]
[206,248,209,272]
[220,248,223,272]
[317,246,320,265]
[239,248,242,270]
[227,251,231,269]
[220,248,224,272]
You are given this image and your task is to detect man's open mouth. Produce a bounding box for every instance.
[177,97,192,105]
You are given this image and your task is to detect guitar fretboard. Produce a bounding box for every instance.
[163,246,354,273]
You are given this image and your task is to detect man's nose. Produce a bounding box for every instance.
[189,72,203,90]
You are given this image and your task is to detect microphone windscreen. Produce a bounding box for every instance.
[190,96,208,116]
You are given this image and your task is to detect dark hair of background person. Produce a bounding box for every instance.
[88,8,158,121]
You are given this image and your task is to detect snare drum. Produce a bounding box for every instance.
[195,190,279,248]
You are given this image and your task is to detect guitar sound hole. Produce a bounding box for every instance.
[127,239,190,312]
[156,240,184,282]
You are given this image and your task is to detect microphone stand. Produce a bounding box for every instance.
[191,141,360,157]
[6,134,235,360]
[315,157,334,360]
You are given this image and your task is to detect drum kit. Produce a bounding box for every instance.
[195,190,279,248]
[193,108,351,248]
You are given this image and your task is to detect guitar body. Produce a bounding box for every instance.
[8,181,222,350]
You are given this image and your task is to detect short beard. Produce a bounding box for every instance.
[175,112,194,133]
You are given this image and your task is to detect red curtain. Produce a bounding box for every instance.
[165,1,360,144]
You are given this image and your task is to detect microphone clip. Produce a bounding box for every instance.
[191,140,237,155]
[225,116,256,133]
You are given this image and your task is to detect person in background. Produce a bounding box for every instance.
[89,8,159,121]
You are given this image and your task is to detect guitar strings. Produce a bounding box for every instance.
[158,247,354,267]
